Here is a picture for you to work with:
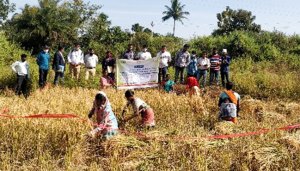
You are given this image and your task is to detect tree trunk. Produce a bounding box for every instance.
[173,19,176,36]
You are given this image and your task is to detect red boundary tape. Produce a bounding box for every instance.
[1,111,300,141]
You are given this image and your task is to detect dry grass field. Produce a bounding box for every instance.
[0,86,300,170]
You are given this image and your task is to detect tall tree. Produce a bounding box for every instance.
[4,0,99,54]
[131,23,144,33]
[162,0,189,36]
[0,0,15,24]
[213,6,261,36]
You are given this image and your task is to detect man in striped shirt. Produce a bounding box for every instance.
[209,48,222,86]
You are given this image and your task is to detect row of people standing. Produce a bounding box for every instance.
[121,43,231,88]
[174,45,231,88]
[36,43,101,88]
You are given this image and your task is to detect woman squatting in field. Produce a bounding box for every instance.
[88,91,118,139]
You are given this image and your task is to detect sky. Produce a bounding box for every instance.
[10,0,300,39]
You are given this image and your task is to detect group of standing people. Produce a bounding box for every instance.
[11,43,102,95]
[10,43,240,140]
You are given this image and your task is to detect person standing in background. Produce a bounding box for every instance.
[84,48,98,80]
[174,44,190,84]
[220,49,231,87]
[209,48,222,86]
[136,45,152,60]
[11,54,30,98]
[67,43,84,80]
[122,44,135,60]
[102,51,116,81]
[53,46,65,85]
[187,50,198,77]
[156,45,172,83]
[197,51,210,89]
[36,45,50,88]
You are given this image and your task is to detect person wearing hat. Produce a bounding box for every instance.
[220,49,231,87]
[36,45,50,88]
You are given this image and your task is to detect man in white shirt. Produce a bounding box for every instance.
[136,45,152,60]
[197,51,210,88]
[11,54,30,98]
[84,48,99,80]
[156,45,172,83]
[67,43,84,80]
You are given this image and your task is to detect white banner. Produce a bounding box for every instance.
[116,58,160,90]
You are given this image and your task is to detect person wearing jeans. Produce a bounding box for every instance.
[209,48,221,86]
[197,52,210,88]
[174,44,190,83]
[187,51,198,77]
[37,46,50,88]
[157,45,171,83]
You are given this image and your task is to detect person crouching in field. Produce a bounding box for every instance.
[218,82,240,124]
[11,54,30,98]
[121,90,155,129]
[88,91,118,139]
[186,75,200,96]
[162,74,175,93]
[100,70,114,89]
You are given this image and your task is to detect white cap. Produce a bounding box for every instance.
[222,49,227,53]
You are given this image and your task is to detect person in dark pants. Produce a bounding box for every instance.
[37,46,50,88]
[220,49,231,87]
[156,45,172,83]
[102,51,116,81]
[209,48,222,86]
[53,46,65,85]
[174,44,190,84]
[11,54,30,98]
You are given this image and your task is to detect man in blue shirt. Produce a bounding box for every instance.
[187,50,198,77]
[37,45,50,88]
[220,49,231,87]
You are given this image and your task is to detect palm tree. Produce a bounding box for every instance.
[162,0,189,36]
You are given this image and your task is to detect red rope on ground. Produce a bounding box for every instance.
[1,109,300,141]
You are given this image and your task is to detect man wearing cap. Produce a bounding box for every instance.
[68,43,84,80]
[220,49,231,87]
[36,45,50,88]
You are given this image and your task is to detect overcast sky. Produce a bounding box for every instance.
[10,0,300,39]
